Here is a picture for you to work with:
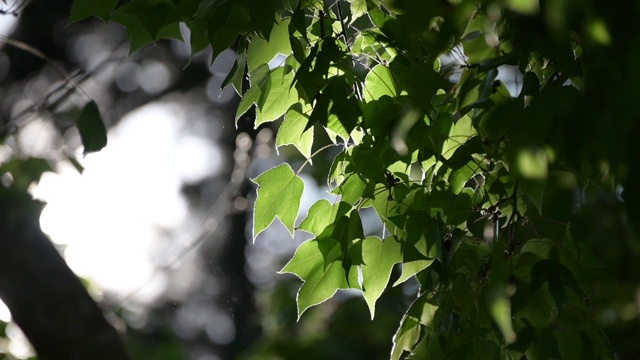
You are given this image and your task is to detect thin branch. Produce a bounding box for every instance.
[4,41,128,134]
[295,143,340,176]
[335,0,364,101]
[0,35,92,101]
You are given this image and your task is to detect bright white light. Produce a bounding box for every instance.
[16,117,58,158]
[0,8,19,39]
[138,61,172,94]
[35,101,222,303]
[6,323,34,359]
[0,299,11,322]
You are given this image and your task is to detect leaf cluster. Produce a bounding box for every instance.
[70,0,636,358]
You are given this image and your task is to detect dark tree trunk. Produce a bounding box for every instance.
[0,187,130,360]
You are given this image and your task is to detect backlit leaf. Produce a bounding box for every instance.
[236,64,271,123]
[252,163,304,240]
[348,0,368,24]
[248,18,292,72]
[276,103,314,159]
[486,284,517,344]
[298,200,351,237]
[280,239,359,318]
[359,236,402,318]
[364,64,399,102]
[256,66,299,126]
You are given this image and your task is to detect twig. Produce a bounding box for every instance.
[295,143,339,176]
[0,35,92,101]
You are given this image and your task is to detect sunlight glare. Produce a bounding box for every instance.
[36,101,222,303]
[0,299,11,322]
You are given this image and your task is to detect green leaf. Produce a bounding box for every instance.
[292,37,344,102]
[308,76,361,141]
[388,56,449,111]
[112,0,180,41]
[520,177,546,215]
[0,158,53,192]
[249,0,275,40]
[208,1,250,58]
[256,66,299,126]
[276,103,314,159]
[391,314,421,360]
[298,200,351,237]
[322,212,364,278]
[505,0,540,15]
[251,163,304,240]
[68,0,117,23]
[393,213,441,286]
[111,6,181,53]
[248,18,292,73]
[280,239,360,318]
[391,294,439,360]
[221,37,248,94]
[485,284,517,344]
[515,147,548,180]
[348,0,368,24]
[236,64,271,122]
[359,236,402,318]
[187,19,210,55]
[364,64,399,102]
[77,101,108,155]
[332,172,368,206]
[442,115,476,160]
[520,71,540,97]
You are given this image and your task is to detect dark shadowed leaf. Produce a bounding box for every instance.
[77,101,107,155]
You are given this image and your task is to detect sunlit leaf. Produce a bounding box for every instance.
[364,64,399,102]
[506,0,540,15]
[236,64,271,122]
[256,67,299,126]
[359,236,402,318]
[516,147,548,180]
[391,314,420,360]
[391,294,439,360]
[280,239,360,319]
[442,115,476,160]
[348,0,368,24]
[252,163,304,240]
[486,284,517,344]
[276,103,314,159]
[332,172,367,206]
[298,200,351,237]
[248,18,292,73]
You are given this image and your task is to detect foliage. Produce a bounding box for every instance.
[69,0,640,358]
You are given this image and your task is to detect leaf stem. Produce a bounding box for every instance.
[296,143,340,176]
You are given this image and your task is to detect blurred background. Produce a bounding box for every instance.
[0,0,639,359]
